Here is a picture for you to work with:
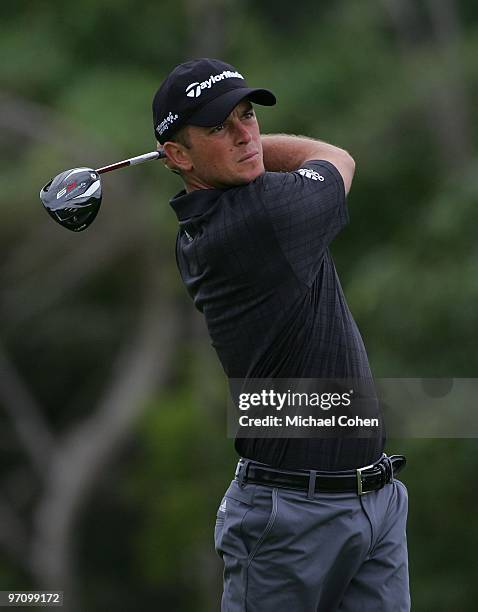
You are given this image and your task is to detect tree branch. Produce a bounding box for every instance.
[0,344,53,474]
[0,493,29,568]
[29,276,179,601]
[382,0,472,169]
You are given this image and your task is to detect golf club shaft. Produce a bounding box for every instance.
[96,150,166,175]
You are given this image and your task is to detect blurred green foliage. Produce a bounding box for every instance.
[1,1,477,610]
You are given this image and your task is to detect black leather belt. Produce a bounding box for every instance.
[235,454,406,497]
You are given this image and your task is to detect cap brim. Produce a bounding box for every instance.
[187,87,276,127]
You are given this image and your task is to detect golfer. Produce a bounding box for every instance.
[152,58,410,611]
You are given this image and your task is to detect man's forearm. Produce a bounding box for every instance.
[262,134,337,171]
[261,134,356,194]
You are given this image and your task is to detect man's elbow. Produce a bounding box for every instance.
[339,149,355,195]
[343,149,355,173]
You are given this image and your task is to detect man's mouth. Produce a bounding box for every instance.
[238,151,258,163]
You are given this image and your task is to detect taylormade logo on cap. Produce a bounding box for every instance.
[185,70,244,98]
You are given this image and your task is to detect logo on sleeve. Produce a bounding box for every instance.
[298,168,325,181]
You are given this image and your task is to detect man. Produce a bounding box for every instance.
[152,58,410,611]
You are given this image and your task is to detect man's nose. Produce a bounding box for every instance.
[233,120,252,144]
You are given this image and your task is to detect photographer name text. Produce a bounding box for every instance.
[238,415,379,428]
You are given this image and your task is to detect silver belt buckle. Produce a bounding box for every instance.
[356,462,376,496]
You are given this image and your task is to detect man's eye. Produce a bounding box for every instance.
[244,111,255,119]
[212,124,225,133]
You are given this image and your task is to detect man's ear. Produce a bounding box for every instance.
[162,141,193,172]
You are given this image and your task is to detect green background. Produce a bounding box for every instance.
[0,1,477,610]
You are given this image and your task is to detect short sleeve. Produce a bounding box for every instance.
[256,160,349,286]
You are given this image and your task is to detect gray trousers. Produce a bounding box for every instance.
[214,469,410,611]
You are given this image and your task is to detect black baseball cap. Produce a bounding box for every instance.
[152,58,276,144]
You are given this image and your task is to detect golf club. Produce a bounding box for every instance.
[39,150,166,232]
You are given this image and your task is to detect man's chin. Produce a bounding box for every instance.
[230,172,263,186]
[216,163,265,188]
[239,162,265,184]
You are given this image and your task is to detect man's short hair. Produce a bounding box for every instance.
[170,125,191,149]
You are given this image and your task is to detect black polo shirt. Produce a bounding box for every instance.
[170,160,385,470]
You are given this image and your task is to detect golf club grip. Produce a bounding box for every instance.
[96,150,166,174]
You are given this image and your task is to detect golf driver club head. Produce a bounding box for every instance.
[39,167,102,232]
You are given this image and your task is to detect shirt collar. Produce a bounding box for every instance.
[169,187,226,222]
